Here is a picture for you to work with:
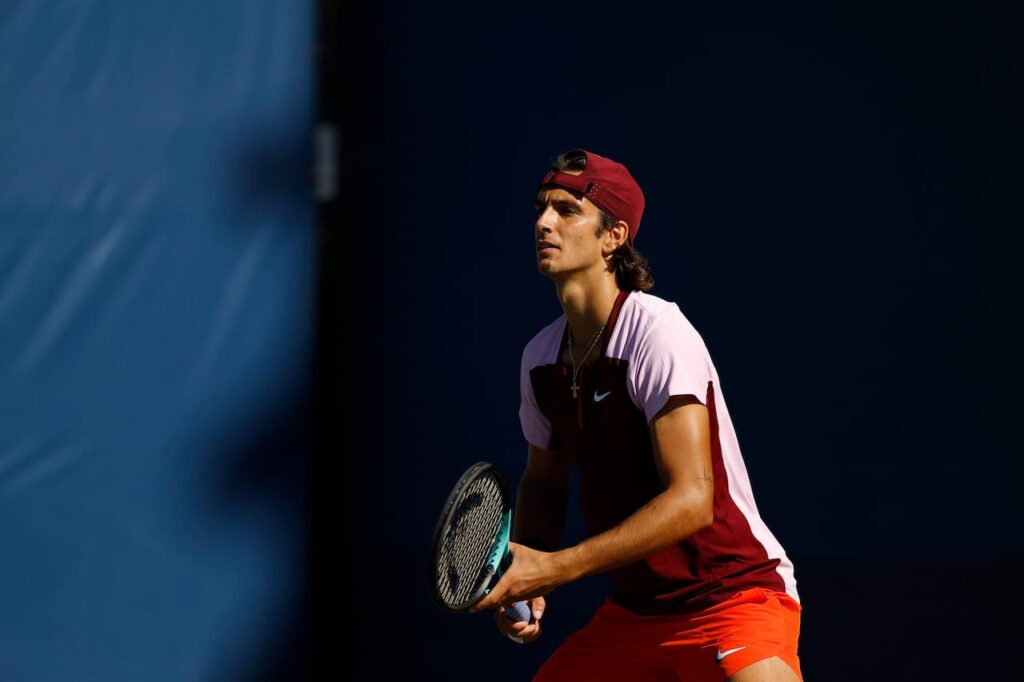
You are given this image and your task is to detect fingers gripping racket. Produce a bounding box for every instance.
[427,462,532,623]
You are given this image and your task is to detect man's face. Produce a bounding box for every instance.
[533,184,607,280]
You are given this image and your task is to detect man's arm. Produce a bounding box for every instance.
[471,443,570,639]
[472,394,713,610]
[512,443,572,552]
[555,395,713,579]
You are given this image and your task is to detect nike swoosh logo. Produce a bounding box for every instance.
[593,391,611,402]
[716,646,746,662]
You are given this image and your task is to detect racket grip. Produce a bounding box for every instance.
[503,601,532,623]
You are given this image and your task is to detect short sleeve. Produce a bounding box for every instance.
[631,308,712,422]
[518,346,553,448]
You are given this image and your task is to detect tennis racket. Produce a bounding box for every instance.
[427,461,532,623]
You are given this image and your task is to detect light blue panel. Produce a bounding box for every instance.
[0,2,314,680]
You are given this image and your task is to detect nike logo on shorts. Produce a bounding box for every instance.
[716,646,746,662]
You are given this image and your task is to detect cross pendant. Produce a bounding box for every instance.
[570,382,579,399]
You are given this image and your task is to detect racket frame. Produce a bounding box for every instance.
[427,461,513,613]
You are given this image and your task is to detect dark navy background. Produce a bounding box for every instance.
[337,1,1023,680]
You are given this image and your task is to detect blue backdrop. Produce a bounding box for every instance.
[0,2,314,680]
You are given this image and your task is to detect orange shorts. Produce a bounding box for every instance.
[533,587,802,682]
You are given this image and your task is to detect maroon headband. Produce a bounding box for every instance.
[540,149,646,242]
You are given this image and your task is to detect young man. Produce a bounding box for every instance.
[471,149,803,681]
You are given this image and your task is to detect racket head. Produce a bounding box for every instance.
[427,461,513,613]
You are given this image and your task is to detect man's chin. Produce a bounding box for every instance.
[536,261,558,278]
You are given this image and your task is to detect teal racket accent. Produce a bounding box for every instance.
[482,510,531,623]
[484,510,512,575]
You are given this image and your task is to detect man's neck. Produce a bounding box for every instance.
[555,272,622,347]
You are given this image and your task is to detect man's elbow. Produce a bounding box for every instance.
[685,491,714,532]
[665,489,714,538]
[697,497,714,531]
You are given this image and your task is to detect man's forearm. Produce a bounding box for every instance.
[551,487,712,583]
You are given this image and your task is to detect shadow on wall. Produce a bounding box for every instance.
[198,382,313,682]
[195,119,320,680]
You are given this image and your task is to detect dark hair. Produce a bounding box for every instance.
[551,150,654,292]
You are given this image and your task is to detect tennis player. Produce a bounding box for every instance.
[471,149,803,681]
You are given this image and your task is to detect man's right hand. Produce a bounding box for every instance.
[494,596,546,644]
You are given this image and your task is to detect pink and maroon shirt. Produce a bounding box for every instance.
[519,290,798,615]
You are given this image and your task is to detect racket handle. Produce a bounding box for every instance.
[503,601,532,623]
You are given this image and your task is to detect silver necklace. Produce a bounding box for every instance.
[567,321,607,399]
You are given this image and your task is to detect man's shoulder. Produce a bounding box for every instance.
[525,314,566,346]
[614,291,706,353]
[621,291,694,335]
[627,290,679,321]
[521,314,566,368]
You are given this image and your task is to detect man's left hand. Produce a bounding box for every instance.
[469,542,568,612]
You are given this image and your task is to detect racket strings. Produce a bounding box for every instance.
[435,474,505,608]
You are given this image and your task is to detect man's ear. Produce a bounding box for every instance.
[603,220,629,257]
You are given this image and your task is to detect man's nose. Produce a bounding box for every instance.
[535,207,556,232]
